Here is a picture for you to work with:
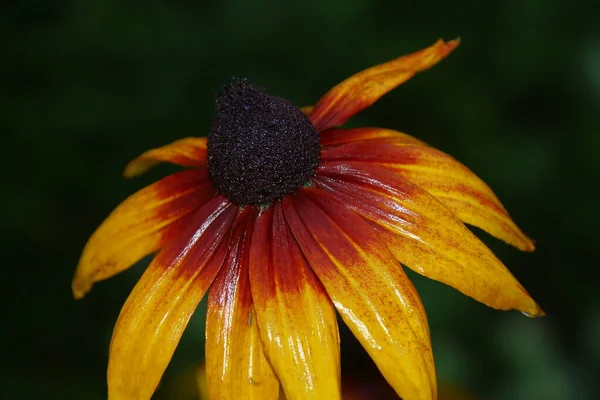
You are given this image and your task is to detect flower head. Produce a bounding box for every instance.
[73,39,543,400]
[207,78,320,205]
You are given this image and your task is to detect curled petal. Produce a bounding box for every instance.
[107,196,237,400]
[309,39,459,132]
[321,142,534,251]
[315,162,543,316]
[250,203,341,400]
[283,188,436,400]
[124,137,208,178]
[72,169,215,299]
[320,127,428,148]
[205,207,280,400]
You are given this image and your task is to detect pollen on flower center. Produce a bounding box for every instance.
[207,79,320,206]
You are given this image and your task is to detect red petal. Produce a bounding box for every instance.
[314,162,542,316]
[107,195,237,399]
[73,169,216,298]
[249,203,341,399]
[205,207,280,400]
[283,189,436,400]
[321,141,534,251]
[309,39,459,132]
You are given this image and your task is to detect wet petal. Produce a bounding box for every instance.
[73,169,216,299]
[321,141,534,251]
[124,137,207,178]
[250,203,341,400]
[315,162,543,316]
[283,188,436,400]
[205,207,280,400]
[319,127,428,147]
[308,39,459,132]
[107,195,237,400]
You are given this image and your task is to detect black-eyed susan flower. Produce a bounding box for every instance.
[73,39,543,400]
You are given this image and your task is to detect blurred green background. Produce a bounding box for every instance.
[2,0,599,399]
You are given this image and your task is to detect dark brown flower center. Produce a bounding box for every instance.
[207,79,320,206]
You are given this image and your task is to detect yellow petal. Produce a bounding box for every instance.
[205,207,280,400]
[315,162,543,316]
[309,39,459,132]
[108,196,237,400]
[321,139,534,251]
[72,169,215,299]
[249,203,341,400]
[284,189,436,400]
[124,137,207,178]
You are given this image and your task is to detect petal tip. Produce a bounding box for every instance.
[519,293,545,318]
[512,235,535,252]
[449,37,461,47]
[523,238,536,252]
[123,161,149,179]
[72,276,91,299]
[522,309,545,318]
[437,37,461,56]
[535,309,546,317]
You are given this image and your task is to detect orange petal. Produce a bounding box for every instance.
[205,207,280,400]
[283,188,436,400]
[319,127,428,147]
[315,162,543,316]
[124,137,207,178]
[249,203,341,400]
[321,141,534,251]
[72,169,216,299]
[308,39,459,132]
[107,195,237,400]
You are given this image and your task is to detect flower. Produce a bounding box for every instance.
[73,39,543,400]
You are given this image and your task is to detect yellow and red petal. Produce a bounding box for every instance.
[72,169,216,299]
[124,137,208,178]
[321,141,534,251]
[308,39,459,132]
[107,195,237,400]
[315,162,543,316]
[249,203,341,400]
[283,188,436,400]
[205,207,280,400]
[319,127,428,148]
